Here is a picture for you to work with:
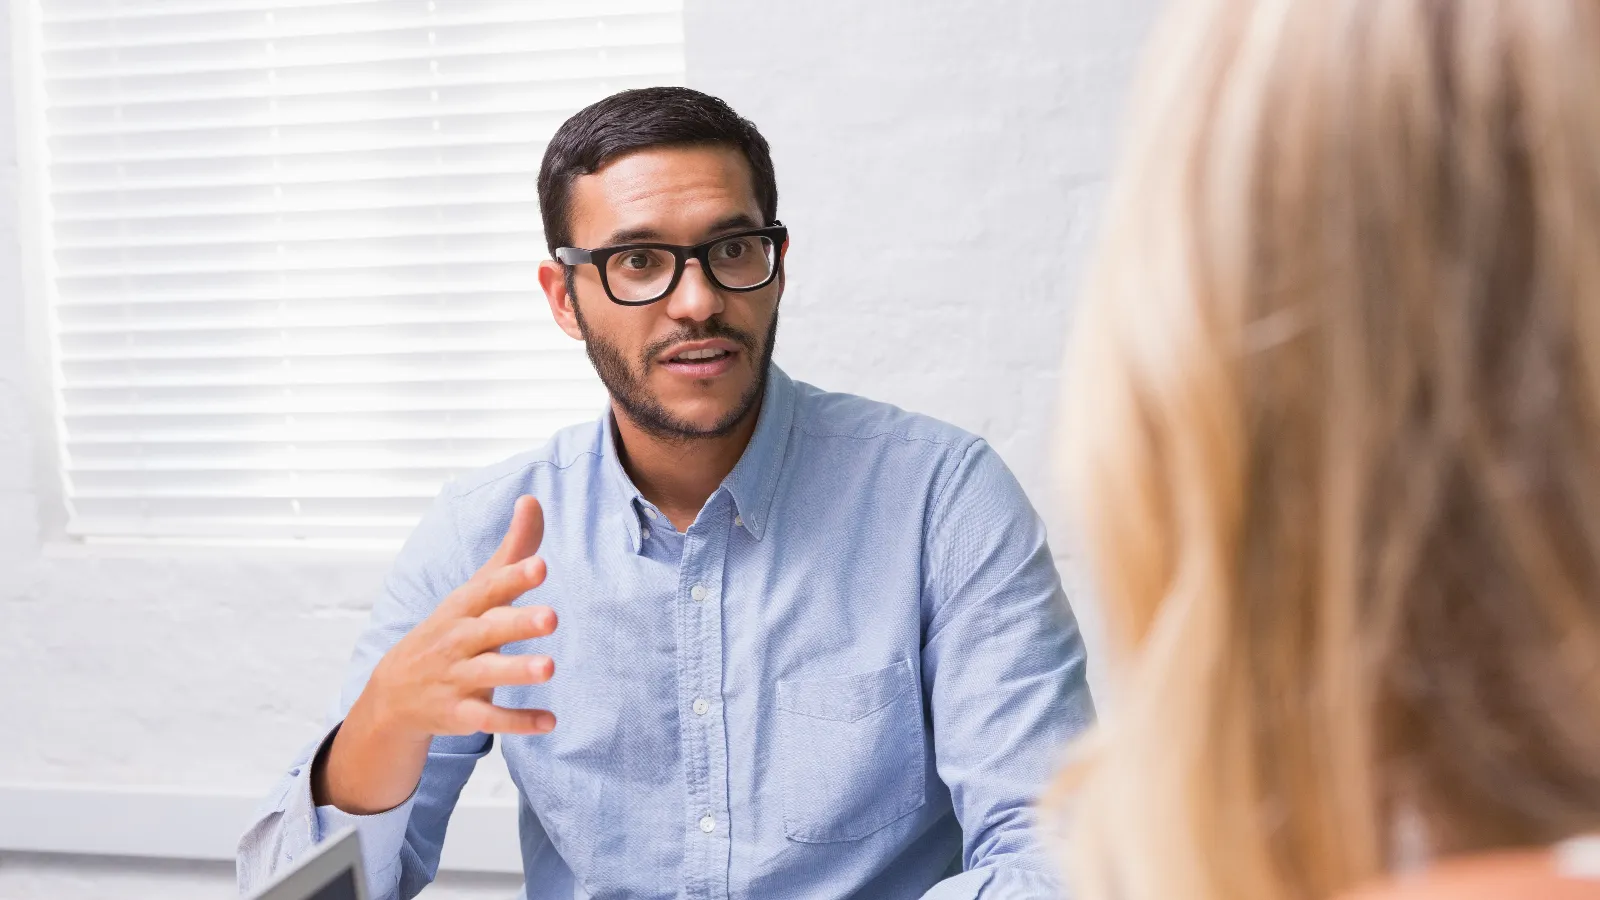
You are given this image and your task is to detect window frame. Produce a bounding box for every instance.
[12,0,74,547]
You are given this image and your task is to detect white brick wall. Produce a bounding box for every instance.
[0,1,1160,896]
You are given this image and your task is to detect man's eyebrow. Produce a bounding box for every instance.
[705,213,761,235]
[600,225,663,245]
[597,214,763,248]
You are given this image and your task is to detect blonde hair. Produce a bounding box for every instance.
[1055,1,1600,898]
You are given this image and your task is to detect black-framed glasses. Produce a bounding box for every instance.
[555,222,788,306]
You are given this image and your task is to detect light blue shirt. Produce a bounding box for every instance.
[237,366,1094,899]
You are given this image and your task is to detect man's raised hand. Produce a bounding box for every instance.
[364,494,560,739]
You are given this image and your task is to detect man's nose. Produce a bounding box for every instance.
[663,259,725,322]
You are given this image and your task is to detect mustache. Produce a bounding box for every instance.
[641,318,758,363]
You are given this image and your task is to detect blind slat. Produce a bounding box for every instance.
[48,134,551,168]
[44,16,681,78]
[56,224,543,252]
[45,44,675,95]
[69,497,434,520]
[43,1,383,24]
[74,449,537,465]
[53,278,542,306]
[47,48,683,110]
[44,2,679,37]
[45,76,681,138]
[63,411,601,441]
[50,146,548,193]
[57,309,538,334]
[65,517,422,542]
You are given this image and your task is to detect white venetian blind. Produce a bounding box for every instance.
[30,0,683,542]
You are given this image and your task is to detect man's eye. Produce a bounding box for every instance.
[621,252,653,270]
[715,239,749,259]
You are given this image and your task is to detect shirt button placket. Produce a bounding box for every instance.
[680,508,732,899]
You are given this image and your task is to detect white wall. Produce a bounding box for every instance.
[0,1,1160,897]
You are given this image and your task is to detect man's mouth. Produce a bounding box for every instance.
[668,347,733,363]
[658,340,741,378]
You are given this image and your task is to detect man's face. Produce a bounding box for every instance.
[546,145,783,441]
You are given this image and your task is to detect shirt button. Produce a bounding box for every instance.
[690,584,708,602]
[734,515,743,527]
[699,815,716,833]
[692,698,709,715]
[643,507,659,520]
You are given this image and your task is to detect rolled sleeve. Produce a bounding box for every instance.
[310,729,420,892]
[315,796,417,892]
[236,723,332,893]
[237,723,415,899]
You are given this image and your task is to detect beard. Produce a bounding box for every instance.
[572,292,780,443]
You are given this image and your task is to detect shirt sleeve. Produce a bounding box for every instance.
[236,483,494,900]
[917,439,1096,899]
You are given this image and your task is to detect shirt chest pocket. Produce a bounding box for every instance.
[774,659,927,843]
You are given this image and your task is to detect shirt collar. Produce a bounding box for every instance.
[598,412,649,553]
[720,364,796,541]
[597,365,797,551]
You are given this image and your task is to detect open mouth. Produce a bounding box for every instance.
[668,347,733,363]
[658,342,740,378]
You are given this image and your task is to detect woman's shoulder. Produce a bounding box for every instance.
[1340,844,1600,900]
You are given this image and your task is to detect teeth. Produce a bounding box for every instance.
[676,348,727,361]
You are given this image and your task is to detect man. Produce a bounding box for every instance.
[238,86,1094,900]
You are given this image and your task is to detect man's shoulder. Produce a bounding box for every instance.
[789,378,981,458]
[443,416,608,513]
[390,418,607,574]
[786,379,1030,517]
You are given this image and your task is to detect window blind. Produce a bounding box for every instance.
[28,0,683,542]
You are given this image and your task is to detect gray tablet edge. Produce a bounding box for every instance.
[249,826,370,900]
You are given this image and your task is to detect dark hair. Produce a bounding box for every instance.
[538,86,779,256]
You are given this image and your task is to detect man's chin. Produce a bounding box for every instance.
[659,405,746,436]
[619,388,758,441]
[647,377,750,417]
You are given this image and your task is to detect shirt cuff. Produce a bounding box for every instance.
[315,796,417,885]
[307,723,419,885]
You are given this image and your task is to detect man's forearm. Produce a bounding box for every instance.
[312,690,433,815]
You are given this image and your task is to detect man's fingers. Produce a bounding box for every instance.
[467,604,559,651]
[444,496,544,616]
[452,651,555,690]
[482,495,546,573]
[455,698,556,735]
[454,554,546,617]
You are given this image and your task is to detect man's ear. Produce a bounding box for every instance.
[539,259,586,341]
[776,235,791,297]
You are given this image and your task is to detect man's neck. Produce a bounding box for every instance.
[612,401,762,533]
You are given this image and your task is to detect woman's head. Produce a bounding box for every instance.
[1059,1,1600,897]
